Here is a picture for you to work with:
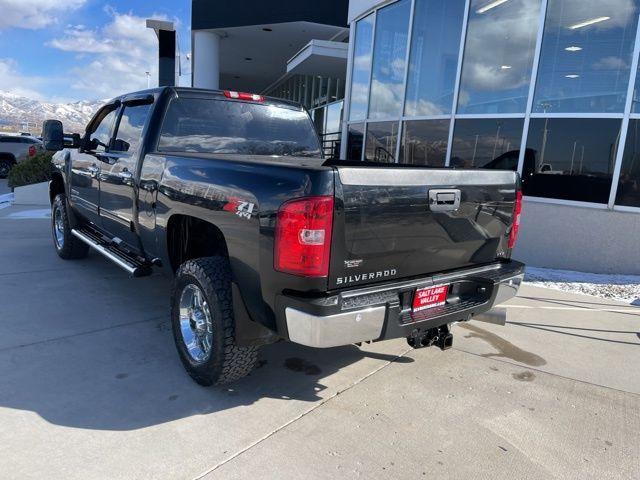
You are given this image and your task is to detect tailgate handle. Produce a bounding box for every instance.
[429,189,461,212]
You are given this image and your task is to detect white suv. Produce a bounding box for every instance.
[0,135,43,178]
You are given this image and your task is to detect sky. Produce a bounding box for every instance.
[0,0,191,102]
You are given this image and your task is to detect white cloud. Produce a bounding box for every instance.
[0,0,85,30]
[458,0,540,105]
[593,56,628,70]
[47,9,174,98]
[546,0,636,30]
[0,58,46,98]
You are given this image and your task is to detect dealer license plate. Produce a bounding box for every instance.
[412,285,449,312]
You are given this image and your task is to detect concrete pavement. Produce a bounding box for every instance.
[0,204,638,480]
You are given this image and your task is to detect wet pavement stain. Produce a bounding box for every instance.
[168,395,179,401]
[115,373,129,380]
[458,323,547,366]
[284,357,322,375]
[512,371,536,382]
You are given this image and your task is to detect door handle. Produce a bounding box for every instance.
[428,189,461,212]
[119,170,133,180]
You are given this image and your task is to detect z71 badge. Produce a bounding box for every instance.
[223,198,255,220]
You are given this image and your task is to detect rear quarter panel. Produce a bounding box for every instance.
[154,154,334,330]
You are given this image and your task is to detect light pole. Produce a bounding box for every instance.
[145,71,151,89]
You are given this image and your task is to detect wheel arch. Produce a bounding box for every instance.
[49,171,66,204]
[0,152,16,164]
[165,214,230,274]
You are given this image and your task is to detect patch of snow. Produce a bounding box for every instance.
[525,267,640,306]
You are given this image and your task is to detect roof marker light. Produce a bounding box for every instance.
[223,91,265,102]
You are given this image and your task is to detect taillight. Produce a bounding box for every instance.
[223,90,265,102]
[508,190,523,249]
[274,196,334,277]
[28,145,36,157]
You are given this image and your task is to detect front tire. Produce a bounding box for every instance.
[52,194,89,259]
[171,257,258,386]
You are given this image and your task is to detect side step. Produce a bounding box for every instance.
[71,228,153,277]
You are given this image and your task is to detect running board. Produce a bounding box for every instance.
[71,228,153,277]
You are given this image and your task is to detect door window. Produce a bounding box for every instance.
[88,109,118,152]
[112,103,152,154]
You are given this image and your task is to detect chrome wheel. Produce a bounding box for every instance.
[178,284,214,363]
[53,206,65,249]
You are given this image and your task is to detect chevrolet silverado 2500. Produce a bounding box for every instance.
[42,87,524,385]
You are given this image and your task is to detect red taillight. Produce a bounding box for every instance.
[508,190,523,249]
[28,145,36,157]
[274,196,334,277]
[223,90,265,102]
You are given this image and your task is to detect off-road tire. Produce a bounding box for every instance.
[171,256,258,386]
[52,193,89,259]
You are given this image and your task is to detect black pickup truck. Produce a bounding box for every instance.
[42,87,524,385]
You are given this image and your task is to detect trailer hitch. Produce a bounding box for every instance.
[406,324,453,351]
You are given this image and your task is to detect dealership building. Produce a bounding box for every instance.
[186,0,640,274]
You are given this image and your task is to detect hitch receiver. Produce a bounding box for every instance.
[407,324,453,351]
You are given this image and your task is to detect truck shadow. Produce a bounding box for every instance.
[0,315,413,432]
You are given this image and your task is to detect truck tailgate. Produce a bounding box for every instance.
[329,167,518,290]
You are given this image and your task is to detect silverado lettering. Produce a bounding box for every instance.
[336,269,398,285]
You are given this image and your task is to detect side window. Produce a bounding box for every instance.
[89,109,118,152]
[112,103,152,154]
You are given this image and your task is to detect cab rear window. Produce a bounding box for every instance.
[158,98,321,157]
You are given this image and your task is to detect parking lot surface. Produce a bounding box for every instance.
[1,205,639,480]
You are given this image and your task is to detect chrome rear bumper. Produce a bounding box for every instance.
[283,266,524,349]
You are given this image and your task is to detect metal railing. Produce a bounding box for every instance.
[320,132,341,159]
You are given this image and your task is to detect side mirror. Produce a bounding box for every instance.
[112,138,131,152]
[42,120,64,151]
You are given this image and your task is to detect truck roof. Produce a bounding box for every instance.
[108,86,305,111]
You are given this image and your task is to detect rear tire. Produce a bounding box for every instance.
[0,159,12,179]
[52,194,89,260]
[171,257,258,386]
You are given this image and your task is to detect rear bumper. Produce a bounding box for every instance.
[278,261,524,348]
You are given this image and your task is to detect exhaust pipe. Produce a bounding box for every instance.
[472,307,507,326]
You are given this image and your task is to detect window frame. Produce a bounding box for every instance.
[111,102,153,156]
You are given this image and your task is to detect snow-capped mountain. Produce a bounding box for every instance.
[0,91,103,133]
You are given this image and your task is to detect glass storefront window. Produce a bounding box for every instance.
[450,118,524,168]
[312,107,325,135]
[325,102,343,135]
[524,118,621,203]
[404,0,466,116]
[534,0,640,114]
[457,0,542,114]
[364,121,399,162]
[615,119,640,207]
[346,123,365,160]
[368,0,412,120]
[349,14,375,121]
[399,120,450,166]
